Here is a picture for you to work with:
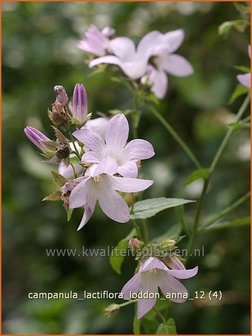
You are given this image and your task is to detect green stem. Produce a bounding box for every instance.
[187,179,209,258]
[154,306,166,323]
[64,126,82,160]
[69,162,77,178]
[209,93,250,174]
[186,93,250,259]
[202,191,250,229]
[118,299,138,308]
[149,106,202,169]
[131,218,145,242]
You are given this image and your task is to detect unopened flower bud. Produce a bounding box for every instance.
[161,239,176,248]
[24,126,50,152]
[72,83,88,123]
[129,238,143,250]
[102,26,115,38]
[104,303,120,317]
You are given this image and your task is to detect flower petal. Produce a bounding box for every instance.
[121,273,142,300]
[158,270,188,303]
[105,114,129,151]
[163,29,185,53]
[140,257,168,272]
[137,31,163,57]
[170,256,186,270]
[85,117,109,139]
[167,266,198,279]
[237,73,251,88]
[159,54,193,77]
[118,161,138,178]
[97,177,130,222]
[109,37,136,60]
[77,197,96,230]
[111,176,153,193]
[151,68,168,99]
[59,162,83,179]
[124,139,155,161]
[93,157,118,176]
[89,55,122,68]
[120,60,148,79]
[137,272,159,319]
[137,297,157,319]
[69,177,89,209]
[73,128,105,159]
[82,151,100,164]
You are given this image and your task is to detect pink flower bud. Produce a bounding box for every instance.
[129,238,143,250]
[24,126,50,152]
[72,83,88,123]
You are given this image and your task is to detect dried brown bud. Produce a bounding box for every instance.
[54,85,68,105]
[56,143,70,160]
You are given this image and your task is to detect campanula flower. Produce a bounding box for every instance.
[89,33,161,79]
[69,162,153,230]
[141,29,193,98]
[78,25,115,57]
[121,257,198,319]
[73,114,155,178]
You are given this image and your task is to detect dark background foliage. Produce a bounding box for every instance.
[3,2,250,334]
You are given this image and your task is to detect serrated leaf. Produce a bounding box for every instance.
[109,229,136,274]
[130,198,195,220]
[229,84,250,104]
[42,191,61,201]
[204,216,250,231]
[184,168,209,186]
[51,171,68,188]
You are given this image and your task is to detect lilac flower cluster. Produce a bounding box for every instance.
[24,83,154,230]
[78,25,193,99]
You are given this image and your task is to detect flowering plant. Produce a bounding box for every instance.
[24,14,250,333]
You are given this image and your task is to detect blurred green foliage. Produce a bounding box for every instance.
[3,2,250,334]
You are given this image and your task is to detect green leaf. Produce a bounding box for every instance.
[42,191,61,202]
[184,168,209,186]
[229,84,249,104]
[51,171,68,188]
[156,318,177,334]
[109,229,136,274]
[130,198,195,220]
[204,217,250,231]
[67,209,73,222]
[219,20,248,36]
[234,65,250,73]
